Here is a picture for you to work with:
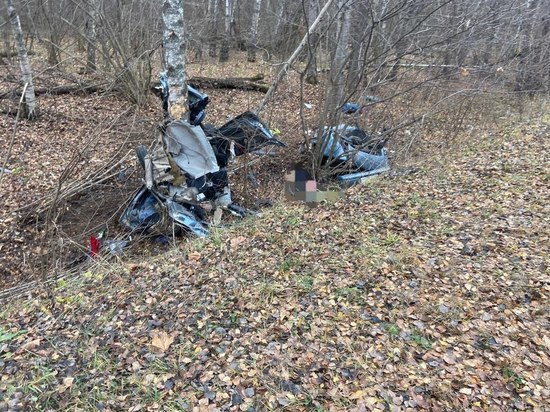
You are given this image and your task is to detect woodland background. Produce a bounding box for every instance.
[0,0,549,410]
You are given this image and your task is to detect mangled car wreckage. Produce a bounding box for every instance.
[315,123,389,184]
[120,75,285,237]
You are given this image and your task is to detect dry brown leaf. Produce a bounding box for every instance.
[20,338,41,352]
[151,331,176,352]
[188,251,201,262]
[230,235,247,249]
[459,387,472,395]
[350,390,367,400]
[57,376,74,393]
[443,354,456,365]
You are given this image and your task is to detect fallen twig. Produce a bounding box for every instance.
[0,82,28,191]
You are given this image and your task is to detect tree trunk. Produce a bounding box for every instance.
[219,0,232,62]
[207,0,218,57]
[0,14,11,64]
[188,74,268,92]
[326,0,351,113]
[346,0,369,94]
[162,0,188,119]
[387,40,405,82]
[85,0,98,73]
[39,0,59,65]
[5,0,38,119]
[305,0,319,84]
[247,0,262,62]
[272,0,286,56]
[515,0,546,92]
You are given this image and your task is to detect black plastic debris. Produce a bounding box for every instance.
[340,95,380,115]
[341,102,362,114]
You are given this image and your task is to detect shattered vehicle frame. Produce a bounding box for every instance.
[120,74,285,237]
[315,123,389,184]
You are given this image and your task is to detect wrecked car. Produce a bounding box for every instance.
[315,122,389,184]
[120,74,285,237]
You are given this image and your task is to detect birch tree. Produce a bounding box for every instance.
[163,0,188,119]
[247,0,262,62]
[85,0,98,72]
[5,0,38,119]
[219,0,233,62]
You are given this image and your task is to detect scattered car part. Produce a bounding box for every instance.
[120,74,285,237]
[314,123,389,184]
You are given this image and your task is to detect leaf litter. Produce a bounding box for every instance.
[0,113,548,410]
[0,53,549,410]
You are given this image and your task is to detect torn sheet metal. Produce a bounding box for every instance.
[165,199,209,237]
[120,186,161,231]
[164,121,219,179]
[120,75,285,237]
[353,149,388,171]
[314,123,390,184]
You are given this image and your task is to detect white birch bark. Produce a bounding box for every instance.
[5,0,37,119]
[86,0,98,72]
[247,0,262,62]
[256,0,335,114]
[162,0,188,119]
[225,0,234,34]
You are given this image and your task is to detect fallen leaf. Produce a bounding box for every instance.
[151,331,176,352]
[20,339,41,352]
[443,354,456,365]
[57,376,74,393]
[481,312,492,321]
[459,387,472,395]
[350,390,366,400]
[230,235,247,249]
[188,251,201,262]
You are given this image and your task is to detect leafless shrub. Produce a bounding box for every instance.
[296,0,549,177]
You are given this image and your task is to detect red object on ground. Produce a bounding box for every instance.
[90,235,100,257]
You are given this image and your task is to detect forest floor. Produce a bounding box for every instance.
[1,52,549,410]
[0,53,319,290]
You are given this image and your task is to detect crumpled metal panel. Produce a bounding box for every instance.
[166,199,209,237]
[164,120,219,179]
[321,131,347,160]
[352,149,388,171]
[120,186,161,231]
